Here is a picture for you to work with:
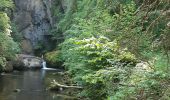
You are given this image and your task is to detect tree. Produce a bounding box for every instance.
[0,0,19,70]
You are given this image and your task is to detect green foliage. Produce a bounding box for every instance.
[0,0,20,70]
[61,36,136,99]
[0,32,20,59]
[0,14,20,58]
[11,23,22,42]
[142,51,170,71]
[45,50,63,68]
[50,0,170,99]
[105,69,170,99]
[0,12,10,31]
[0,0,13,10]
[0,57,6,70]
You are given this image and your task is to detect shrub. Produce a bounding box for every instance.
[0,0,20,69]
[45,50,63,68]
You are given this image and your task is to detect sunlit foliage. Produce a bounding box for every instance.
[49,0,170,99]
[0,0,19,70]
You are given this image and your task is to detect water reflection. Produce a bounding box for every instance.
[0,70,58,100]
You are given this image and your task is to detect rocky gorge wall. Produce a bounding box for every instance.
[13,0,53,54]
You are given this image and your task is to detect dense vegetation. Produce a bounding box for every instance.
[0,0,19,71]
[49,0,170,99]
[0,0,169,99]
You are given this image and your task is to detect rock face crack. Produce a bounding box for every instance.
[13,0,52,54]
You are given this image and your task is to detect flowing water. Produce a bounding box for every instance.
[0,69,76,100]
[42,61,56,70]
[43,60,47,69]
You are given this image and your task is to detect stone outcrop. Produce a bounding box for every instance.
[44,50,63,69]
[13,54,42,70]
[13,0,52,54]
[3,61,13,72]
[135,61,152,72]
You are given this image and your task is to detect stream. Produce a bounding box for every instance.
[0,69,76,100]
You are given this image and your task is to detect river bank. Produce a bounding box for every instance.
[0,69,81,100]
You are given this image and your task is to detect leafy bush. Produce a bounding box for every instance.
[45,50,63,68]
[51,0,170,99]
[0,0,13,10]
[61,36,136,99]
[0,57,6,70]
[0,0,20,70]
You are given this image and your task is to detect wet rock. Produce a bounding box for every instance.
[3,61,13,72]
[13,54,42,70]
[1,72,6,75]
[44,51,63,69]
[21,40,33,55]
[13,0,52,54]
[13,89,21,92]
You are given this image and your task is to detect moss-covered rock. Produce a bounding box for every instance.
[45,50,63,68]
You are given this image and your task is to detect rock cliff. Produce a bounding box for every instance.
[13,0,52,54]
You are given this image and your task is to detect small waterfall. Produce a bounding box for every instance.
[42,61,47,69]
[42,60,56,70]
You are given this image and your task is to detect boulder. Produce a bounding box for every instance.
[44,51,63,68]
[13,54,42,70]
[3,61,13,72]
[135,61,153,72]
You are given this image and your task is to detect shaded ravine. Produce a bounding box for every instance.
[0,70,76,100]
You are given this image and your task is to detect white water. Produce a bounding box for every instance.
[42,60,56,70]
[42,61,47,69]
